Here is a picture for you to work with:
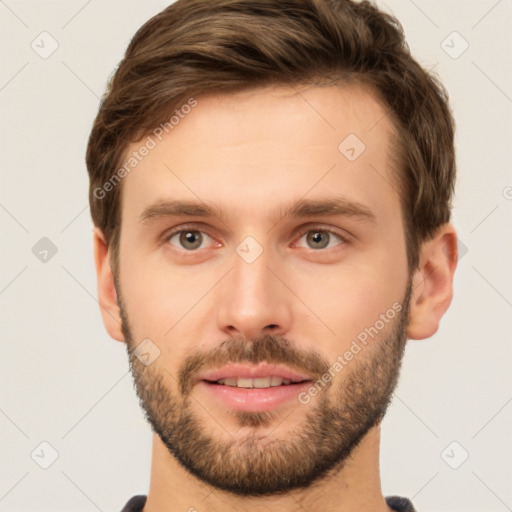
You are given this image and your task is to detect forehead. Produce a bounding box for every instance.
[120,83,400,227]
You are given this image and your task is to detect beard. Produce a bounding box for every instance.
[116,276,412,497]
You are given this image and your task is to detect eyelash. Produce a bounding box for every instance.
[163,224,350,252]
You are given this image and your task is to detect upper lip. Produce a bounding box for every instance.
[198,363,313,384]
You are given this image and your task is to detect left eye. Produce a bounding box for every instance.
[167,230,214,251]
[295,229,346,250]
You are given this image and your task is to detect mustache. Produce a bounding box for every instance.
[179,334,331,395]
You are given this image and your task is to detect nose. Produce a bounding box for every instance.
[216,244,292,341]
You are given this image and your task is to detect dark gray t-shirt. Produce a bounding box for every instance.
[121,494,416,511]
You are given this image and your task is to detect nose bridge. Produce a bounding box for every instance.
[231,240,277,311]
[216,236,291,338]
[234,245,270,297]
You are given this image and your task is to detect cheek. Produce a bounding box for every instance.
[119,252,217,351]
[287,251,408,355]
[295,277,388,342]
[118,269,196,376]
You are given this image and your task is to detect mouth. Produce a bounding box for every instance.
[204,376,309,388]
[196,363,313,412]
[197,362,313,387]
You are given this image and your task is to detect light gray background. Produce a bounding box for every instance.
[1,1,511,511]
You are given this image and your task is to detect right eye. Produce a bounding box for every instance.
[166,229,217,251]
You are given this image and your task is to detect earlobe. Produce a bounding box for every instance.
[93,227,125,342]
[407,223,458,340]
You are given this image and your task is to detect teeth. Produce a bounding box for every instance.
[216,376,295,388]
[237,377,253,388]
[270,376,285,386]
[253,377,271,388]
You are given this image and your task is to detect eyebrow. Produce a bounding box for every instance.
[138,197,377,225]
[284,197,376,223]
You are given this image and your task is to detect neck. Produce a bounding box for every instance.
[142,425,392,512]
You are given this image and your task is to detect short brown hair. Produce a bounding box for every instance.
[86,0,456,274]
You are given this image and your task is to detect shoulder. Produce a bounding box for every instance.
[120,495,147,512]
[386,495,417,512]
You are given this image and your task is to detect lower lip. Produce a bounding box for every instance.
[197,380,311,412]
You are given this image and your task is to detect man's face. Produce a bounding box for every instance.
[115,84,412,496]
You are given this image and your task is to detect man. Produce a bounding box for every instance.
[86,0,458,510]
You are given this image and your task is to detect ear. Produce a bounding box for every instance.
[93,227,125,342]
[407,223,458,340]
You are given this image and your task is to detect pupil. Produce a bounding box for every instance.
[181,231,202,249]
[308,231,328,249]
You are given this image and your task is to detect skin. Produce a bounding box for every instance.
[93,84,458,511]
